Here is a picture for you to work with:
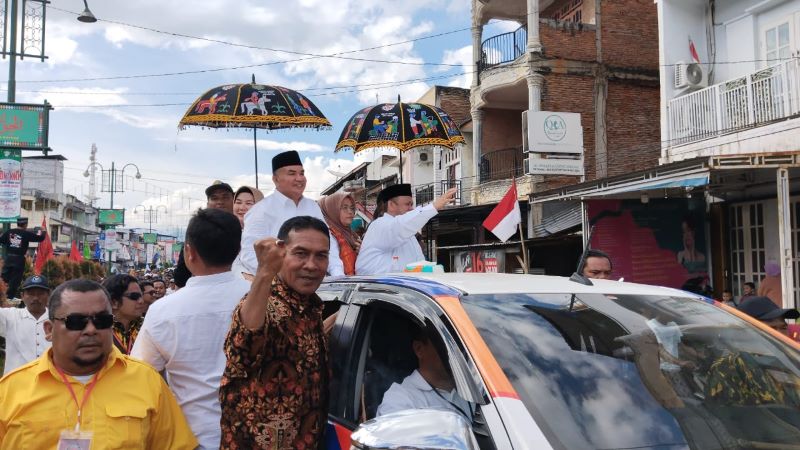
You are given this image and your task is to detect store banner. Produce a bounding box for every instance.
[589,198,709,291]
[454,250,505,273]
[0,149,21,223]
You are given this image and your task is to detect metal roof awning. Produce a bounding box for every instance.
[531,159,711,203]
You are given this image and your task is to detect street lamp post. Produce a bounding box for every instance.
[133,205,167,234]
[83,160,142,267]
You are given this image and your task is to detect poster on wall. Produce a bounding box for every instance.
[0,149,21,222]
[454,250,505,273]
[589,198,709,292]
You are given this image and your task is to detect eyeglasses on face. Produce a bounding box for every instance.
[123,292,143,301]
[53,313,114,331]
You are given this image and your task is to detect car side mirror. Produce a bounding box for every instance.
[349,409,478,450]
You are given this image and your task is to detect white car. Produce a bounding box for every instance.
[320,273,800,450]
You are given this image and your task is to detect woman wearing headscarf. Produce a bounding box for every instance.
[318,192,361,276]
[230,186,264,280]
[233,186,264,228]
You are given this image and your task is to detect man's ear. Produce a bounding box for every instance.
[44,320,54,342]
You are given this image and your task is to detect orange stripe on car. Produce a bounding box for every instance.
[434,295,519,399]
[715,301,800,349]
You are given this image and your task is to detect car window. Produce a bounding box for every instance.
[461,293,800,450]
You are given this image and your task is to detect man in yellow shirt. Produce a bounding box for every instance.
[0,279,198,450]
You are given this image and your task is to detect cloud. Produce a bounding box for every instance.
[171,133,329,152]
[441,45,472,88]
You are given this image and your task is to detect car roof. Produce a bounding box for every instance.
[329,273,702,299]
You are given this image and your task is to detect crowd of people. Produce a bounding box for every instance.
[0,150,458,449]
[0,149,797,449]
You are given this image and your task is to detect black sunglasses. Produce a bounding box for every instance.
[123,292,143,301]
[53,313,115,331]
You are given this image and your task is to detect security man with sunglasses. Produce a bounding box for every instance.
[0,279,197,449]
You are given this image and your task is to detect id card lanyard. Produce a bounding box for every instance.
[55,366,100,432]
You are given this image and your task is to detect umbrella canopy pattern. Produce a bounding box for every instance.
[179,83,331,130]
[336,101,465,153]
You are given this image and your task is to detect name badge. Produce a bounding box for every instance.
[57,430,93,450]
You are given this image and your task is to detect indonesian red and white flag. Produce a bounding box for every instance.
[482,181,521,242]
[688,37,700,64]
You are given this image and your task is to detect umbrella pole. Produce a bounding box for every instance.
[398,149,403,183]
[253,128,259,189]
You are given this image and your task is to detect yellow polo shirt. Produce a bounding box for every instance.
[0,347,198,450]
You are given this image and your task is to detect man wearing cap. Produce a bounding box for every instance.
[239,150,345,276]
[0,217,46,300]
[356,184,457,275]
[0,275,51,374]
[737,296,800,342]
[174,180,235,287]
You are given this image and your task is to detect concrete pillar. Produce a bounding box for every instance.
[472,24,483,88]
[527,0,542,52]
[527,72,544,113]
[471,108,484,202]
[777,167,796,309]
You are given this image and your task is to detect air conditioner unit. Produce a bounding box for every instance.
[674,61,707,90]
[415,149,433,164]
[522,110,529,152]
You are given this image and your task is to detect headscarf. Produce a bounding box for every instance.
[235,185,265,203]
[318,192,360,250]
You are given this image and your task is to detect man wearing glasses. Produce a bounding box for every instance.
[102,274,145,355]
[0,279,197,449]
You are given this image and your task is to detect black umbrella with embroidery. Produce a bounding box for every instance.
[179,75,331,188]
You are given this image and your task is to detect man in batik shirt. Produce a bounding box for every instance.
[220,216,330,449]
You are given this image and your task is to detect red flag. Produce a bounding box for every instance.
[482,181,521,242]
[688,38,700,64]
[69,240,82,262]
[34,217,53,275]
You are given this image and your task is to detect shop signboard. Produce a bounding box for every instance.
[527,111,583,154]
[0,102,50,151]
[98,209,125,226]
[454,250,505,273]
[143,233,158,244]
[0,149,21,222]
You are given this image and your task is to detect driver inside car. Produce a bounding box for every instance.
[376,323,474,422]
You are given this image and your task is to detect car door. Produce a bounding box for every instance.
[324,282,500,450]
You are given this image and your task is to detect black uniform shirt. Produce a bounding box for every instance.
[0,227,45,257]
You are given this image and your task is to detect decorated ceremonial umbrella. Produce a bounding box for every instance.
[335,96,465,182]
[179,75,331,188]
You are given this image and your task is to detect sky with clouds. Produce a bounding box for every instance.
[4,0,516,235]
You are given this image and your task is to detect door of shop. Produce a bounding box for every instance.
[729,201,767,298]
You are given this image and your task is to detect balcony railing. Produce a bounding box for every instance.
[480,147,525,183]
[479,25,527,76]
[415,179,463,206]
[415,184,434,206]
[668,59,800,146]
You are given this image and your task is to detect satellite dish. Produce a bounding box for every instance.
[327,169,347,178]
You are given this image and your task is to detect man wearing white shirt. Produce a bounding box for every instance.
[377,323,472,421]
[356,184,456,275]
[131,208,250,449]
[0,275,51,374]
[240,150,344,277]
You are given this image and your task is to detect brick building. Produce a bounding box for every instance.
[431,0,661,274]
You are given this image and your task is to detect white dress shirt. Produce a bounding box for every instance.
[377,369,472,421]
[239,190,344,276]
[0,307,50,374]
[356,204,438,275]
[131,271,250,450]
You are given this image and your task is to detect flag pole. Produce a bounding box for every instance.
[518,222,528,274]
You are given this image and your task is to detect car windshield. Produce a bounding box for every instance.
[461,293,800,450]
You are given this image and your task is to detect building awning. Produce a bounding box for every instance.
[580,173,709,198]
[531,159,711,203]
